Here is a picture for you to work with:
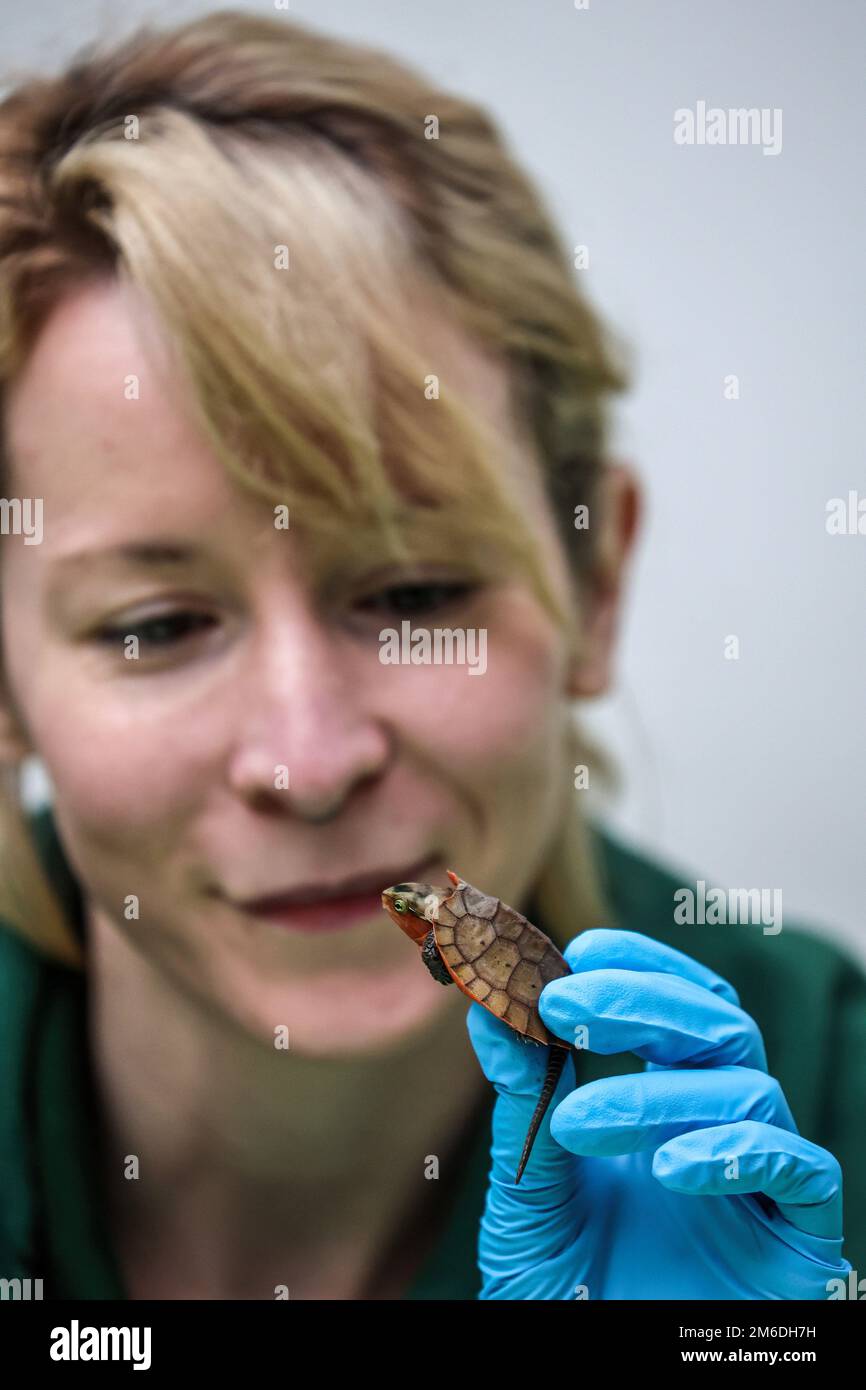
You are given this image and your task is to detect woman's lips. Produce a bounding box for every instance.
[234,857,440,933]
[245,887,390,933]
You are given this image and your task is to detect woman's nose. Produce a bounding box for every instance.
[225,616,392,821]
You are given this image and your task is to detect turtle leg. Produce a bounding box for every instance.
[515,1044,575,1184]
[421,928,453,986]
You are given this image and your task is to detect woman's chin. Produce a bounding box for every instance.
[229,952,462,1058]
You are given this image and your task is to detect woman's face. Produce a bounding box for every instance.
[1,277,607,1057]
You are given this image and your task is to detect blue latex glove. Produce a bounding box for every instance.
[467,929,851,1299]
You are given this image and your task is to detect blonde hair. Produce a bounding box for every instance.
[0,10,629,967]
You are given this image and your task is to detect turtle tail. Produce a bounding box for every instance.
[515,1044,572,1185]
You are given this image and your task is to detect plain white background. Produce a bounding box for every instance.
[3,0,863,962]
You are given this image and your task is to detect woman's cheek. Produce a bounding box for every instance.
[29,697,205,832]
[384,632,562,760]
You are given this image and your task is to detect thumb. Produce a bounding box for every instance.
[466,1003,583,1294]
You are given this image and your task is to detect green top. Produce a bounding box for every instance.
[1,804,865,1298]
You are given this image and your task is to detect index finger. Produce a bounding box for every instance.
[563,928,741,1007]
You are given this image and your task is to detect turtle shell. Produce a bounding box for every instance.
[431,877,570,1045]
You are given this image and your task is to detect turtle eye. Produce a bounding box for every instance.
[392,897,408,914]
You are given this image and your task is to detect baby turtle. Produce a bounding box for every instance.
[381,869,575,1184]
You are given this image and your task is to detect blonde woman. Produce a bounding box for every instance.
[0,11,862,1301]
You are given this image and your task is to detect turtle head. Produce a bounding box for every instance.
[381,880,452,944]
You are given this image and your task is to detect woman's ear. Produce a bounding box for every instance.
[567,461,642,698]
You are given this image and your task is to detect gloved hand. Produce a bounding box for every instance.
[467,928,850,1299]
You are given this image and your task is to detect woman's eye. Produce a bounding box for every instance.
[95,611,216,650]
[91,584,478,654]
[354,581,478,619]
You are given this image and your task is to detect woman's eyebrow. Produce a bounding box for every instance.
[51,541,202,575]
